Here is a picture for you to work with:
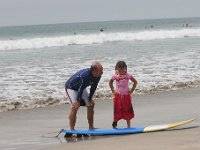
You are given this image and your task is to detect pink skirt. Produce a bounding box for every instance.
[113,93,134,122]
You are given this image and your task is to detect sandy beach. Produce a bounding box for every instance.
[1,2,200,150]
[0,87,199,150]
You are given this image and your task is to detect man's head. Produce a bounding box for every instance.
[91,62,103,77]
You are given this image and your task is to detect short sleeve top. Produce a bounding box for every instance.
[112,73,132,95]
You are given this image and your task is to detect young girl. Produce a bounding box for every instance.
[109,61,137,128]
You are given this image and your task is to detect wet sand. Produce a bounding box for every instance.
[0,87,199,150]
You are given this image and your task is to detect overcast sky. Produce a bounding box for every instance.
[0,0,200,27]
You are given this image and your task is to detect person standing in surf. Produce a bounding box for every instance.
[65,62,103,137]
[109,61,137,128]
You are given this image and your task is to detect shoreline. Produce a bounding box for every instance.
[0,87,199,150]
[1,84,200,113]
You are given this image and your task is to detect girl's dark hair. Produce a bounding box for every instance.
[115,61,127,70]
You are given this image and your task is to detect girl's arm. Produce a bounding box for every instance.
[129,76,137,94]
[109,79,115,95]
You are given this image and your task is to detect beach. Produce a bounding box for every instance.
[0,87,199,150]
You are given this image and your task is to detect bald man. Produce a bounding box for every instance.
[65,62,103,137]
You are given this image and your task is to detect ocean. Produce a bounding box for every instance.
[0,17,200,112]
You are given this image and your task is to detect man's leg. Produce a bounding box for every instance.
[69,107,78,130]
[87,103,95,129]
[64,104,80,138]
[81,89,95,130]
[69,101,80,130]
[66,89,80,130]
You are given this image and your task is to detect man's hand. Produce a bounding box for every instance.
[89,100,95,106]
[72,101,80,110]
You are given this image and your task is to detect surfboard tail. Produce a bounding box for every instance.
[143,117,196,132]
[168,117,196,128]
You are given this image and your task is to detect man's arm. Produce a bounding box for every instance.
[77,77,85,101]
[88,78,100,100]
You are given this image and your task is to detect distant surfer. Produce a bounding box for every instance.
[64,62,103,137]
[183,24,191,28]
[109,61,137,128]
[145,25,154,29]
[100,28,104,32]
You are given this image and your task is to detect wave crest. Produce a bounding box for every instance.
[1,28,200,51]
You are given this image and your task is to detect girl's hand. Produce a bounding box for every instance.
[112,90,116,95]
[129,90,134,94]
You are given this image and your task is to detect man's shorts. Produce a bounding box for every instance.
[66,89,89,106]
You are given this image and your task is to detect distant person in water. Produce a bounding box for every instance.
[64,62,103,137]
[109,61,137,128]
[100,28,104,32]
[183,24,191,28]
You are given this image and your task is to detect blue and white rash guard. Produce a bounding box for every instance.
[65,68,101,101]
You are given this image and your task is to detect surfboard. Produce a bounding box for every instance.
[61,117,196,136]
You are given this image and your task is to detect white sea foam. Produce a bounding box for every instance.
[1,48,200,112]
[1,28,200,51]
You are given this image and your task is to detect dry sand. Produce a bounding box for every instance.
[0,87,199,150]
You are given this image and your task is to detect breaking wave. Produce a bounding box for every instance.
[1,28,200,51]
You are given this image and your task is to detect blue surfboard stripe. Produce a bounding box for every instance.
[62,127,145,135]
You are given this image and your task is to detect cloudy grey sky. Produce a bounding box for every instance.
[0,0,200,27]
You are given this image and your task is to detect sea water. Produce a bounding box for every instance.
[0,17,200,112]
